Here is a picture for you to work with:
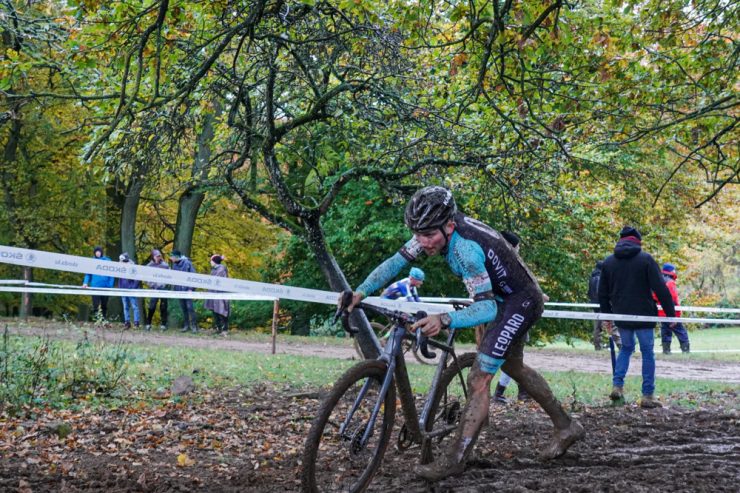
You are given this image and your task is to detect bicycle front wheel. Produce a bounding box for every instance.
[420,352,477,464]
[301,361,397,493]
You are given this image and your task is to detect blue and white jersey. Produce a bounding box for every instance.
[382,277,420,302]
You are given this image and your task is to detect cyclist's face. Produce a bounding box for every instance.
[414,222,453,256]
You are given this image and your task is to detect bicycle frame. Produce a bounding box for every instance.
[340,319,467,450]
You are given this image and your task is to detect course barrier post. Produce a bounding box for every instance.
[271,299,280,355]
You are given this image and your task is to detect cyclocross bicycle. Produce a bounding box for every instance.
[301,292,476,492]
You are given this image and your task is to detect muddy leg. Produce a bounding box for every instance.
[501,356,584,460]
[415,359,492,481]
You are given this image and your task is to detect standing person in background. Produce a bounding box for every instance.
[588,261,605,350]
[588,261,621,350]
[117,253,141,329]
[170,250,198,333]
[145,249,170,331]
[204,255,230,336]
[598,226,676,408]
[82,246,115,321]
[653,263,690,354]
[381,267,425,302]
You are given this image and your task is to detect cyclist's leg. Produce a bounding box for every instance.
[415,358,492,481]
[498,298,584,459]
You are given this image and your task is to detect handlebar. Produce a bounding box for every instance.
[336,290,439,359]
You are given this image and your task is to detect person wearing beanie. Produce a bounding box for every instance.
[82,245,115,321]
[652,263,690,354]
[145,248,170,331]
[598,226,676,408]
[170,250,198,333]
[204,254,230,335]
[117,252,141,329]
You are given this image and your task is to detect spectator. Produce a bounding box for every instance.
[82,246,115,321]
[588,261,621,350]
[117,253,141,329]
[145,249,170,331]
[653,263,690,354]
[598,226,676,408]
[381,267,425,302]
[204,254,230,335]
[170,250,198,333]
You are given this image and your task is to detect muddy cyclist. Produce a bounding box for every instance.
[344,186,585,480]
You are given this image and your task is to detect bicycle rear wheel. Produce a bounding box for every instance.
[353,322,389,359]
[301,361,396,493]
[420,352,477,464]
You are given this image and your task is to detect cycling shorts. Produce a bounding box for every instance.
[479,290,544,360]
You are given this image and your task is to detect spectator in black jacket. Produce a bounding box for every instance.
[598,226,675,409]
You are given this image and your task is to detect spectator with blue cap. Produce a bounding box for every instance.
[381,267,425,302]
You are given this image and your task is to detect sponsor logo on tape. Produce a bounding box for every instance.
[0,251,24,260]
[187,276,212,285]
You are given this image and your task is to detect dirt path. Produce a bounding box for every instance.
[1,384,738,492]
[5,322,740,383]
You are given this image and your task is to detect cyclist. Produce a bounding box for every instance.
[343,186,584,480]
[382,267,425,302]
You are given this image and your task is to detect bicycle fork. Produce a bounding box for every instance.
[339,329,401,449]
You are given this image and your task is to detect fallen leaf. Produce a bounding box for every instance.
[177,453,195,467]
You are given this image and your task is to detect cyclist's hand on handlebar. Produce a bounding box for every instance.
[410,314,444,338]
[337,290,364,313]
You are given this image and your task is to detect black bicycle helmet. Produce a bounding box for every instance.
[404,186,457,232]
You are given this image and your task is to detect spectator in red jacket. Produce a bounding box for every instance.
[653,263,690,354]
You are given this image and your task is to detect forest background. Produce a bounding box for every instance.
[0,0,737,346]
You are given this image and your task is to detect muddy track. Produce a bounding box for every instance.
[1,385,738,492]
[6,321,740,383]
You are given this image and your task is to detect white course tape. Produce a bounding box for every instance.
[0,245,448,314]
[0,286,277,301]
[543,309,739,325]
[421,298,740,315]
[0,245,737,324]
[544,301,740,314]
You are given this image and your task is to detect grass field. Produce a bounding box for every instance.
[2,321,738,413]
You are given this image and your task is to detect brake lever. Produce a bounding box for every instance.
[335,289,358,335]
[413,310,437,360]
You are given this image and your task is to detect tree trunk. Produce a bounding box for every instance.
[173,109,217,257]
[105,181,125,321]
[304,218,380,359]
[120,174,145,263]
[174,190,204,258]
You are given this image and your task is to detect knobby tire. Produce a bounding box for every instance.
[301,361,396,493]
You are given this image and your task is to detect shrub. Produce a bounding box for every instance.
[0,325,130,416]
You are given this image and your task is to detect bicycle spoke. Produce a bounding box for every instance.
[303,362,395,493]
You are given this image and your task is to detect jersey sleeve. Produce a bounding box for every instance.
[447,238,497,328]
[356,252,409,296]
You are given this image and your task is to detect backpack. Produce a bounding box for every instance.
[587,270,601,303]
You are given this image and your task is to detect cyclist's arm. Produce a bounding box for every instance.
[356,252,409,297]
[447,239,497,329]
